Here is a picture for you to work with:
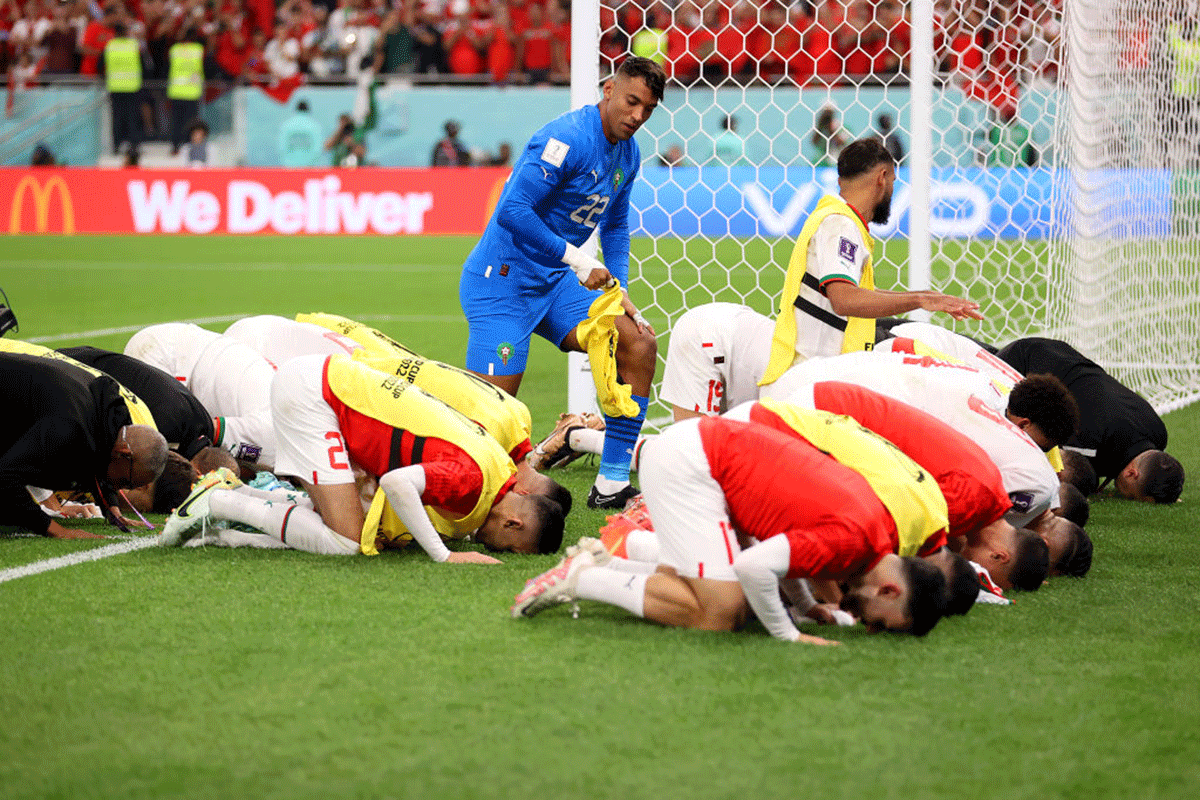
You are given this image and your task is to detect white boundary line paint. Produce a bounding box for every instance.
[0,536,160,585]
[26,314,465,345]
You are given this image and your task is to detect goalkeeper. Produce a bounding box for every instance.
[458,56,665,510]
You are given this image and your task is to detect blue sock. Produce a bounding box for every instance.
[598,394,649,484]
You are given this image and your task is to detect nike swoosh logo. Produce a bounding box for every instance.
[175,484,212,518]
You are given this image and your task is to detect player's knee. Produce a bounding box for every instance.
[618,326,658,370]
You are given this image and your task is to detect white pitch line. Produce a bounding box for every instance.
[0,535,160,585]
[26,314,466,345]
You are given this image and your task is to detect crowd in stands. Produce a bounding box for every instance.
[2,0,1061,95]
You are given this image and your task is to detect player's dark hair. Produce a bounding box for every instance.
[1053,520,1093,578]
[943,551,980,617]
[1060,449,1099,496]
[529,494,566,555]
[1008,374,1078,447]
[1138,450,1185,504]
[192,446,237,476]
[837,137,894,180]
[1009,531,1050,591]
[152,452,199,513]
[542,478,573,516]
[902,556,948,636]
[617,56,666,101]
[1057,483,1090,527]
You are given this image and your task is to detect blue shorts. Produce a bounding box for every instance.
[459,264,598,376]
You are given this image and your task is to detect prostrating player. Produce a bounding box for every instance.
[124,322,278,470]
[529,302,774,469]
[458,56,665,509]
[732,386,1055,591]
[512,417,950,642]
[758,138,982,388]
[874,321,1080,453]
[762,351,1063,531]
[161,354,564,562]
[997,337,1185,503]
[227,313,571,511]
[222,314,362,366]
[1,352,168,539]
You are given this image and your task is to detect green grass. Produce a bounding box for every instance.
[2,235,1199,800]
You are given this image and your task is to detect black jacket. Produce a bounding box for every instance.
[59,346,214,459]
[0,353,131,534]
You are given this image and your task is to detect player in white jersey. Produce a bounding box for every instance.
[124,322,277,469]
[222,315,362,366]
[530,302,775,470]
[761,350,1062,529]
[659,303,775,420]
[877,321,1025,385]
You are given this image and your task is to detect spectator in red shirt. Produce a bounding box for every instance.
[665,1,710,83]
[518,0,552,84]
[484,3,516,84]
[444,4,484,76]
[513,417,950,642]
[79,3,119,75]
[872,0,909,75]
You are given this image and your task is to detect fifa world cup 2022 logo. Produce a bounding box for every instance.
[9,175,75,233]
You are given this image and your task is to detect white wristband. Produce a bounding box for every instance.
[562,242,605,283]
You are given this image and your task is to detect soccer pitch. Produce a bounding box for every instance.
[2,234,1199,800]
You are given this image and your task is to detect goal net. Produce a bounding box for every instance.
[580,0,1200,416]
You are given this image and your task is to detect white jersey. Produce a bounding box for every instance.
[223,315,362,367]
[763,351,1059,528]
[794,213,870,361]
[879,321,1025,387]
[660,303,774,415]
[124,323,278,468]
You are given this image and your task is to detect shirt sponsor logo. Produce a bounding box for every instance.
[838,236,857,263]
[541,138,569,168]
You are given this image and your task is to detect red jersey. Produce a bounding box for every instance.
[79,20,114,75]
[697,417,897,581]
[809,382,1011,539]
[322,378,515,516]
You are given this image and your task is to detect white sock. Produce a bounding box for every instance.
[577,567,648,617]
[605,555,657,575]
[625,530,660,563]
[593,475,628,494]
[567,427,605,456]
[233,484,313,508]
[209,491,357,555]
[185,529,290,549]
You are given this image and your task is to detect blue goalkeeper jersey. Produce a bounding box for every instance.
[462,103,640,289]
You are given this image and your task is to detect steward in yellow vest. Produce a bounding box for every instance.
[167,32,205,152]
[103,24,145,153]
[760,138,983,387]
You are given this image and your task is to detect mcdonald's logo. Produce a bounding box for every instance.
[9,175,75,233]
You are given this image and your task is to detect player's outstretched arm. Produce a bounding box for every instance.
[826,281,983,321]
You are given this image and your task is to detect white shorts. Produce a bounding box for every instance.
[639,417,741,581]
[659,303,774,416]
[224,315,362,368]
[124,322,219,384]
[271,354,356,486]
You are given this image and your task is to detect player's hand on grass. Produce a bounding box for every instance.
[446,551,503,565]
[795,632,840,646]
[45,520,105,540]
[919,292,984,321]
[806,603,843,626]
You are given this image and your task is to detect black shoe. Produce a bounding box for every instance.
[587,483,641,510]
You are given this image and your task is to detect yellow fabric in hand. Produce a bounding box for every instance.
[573,283,639,418]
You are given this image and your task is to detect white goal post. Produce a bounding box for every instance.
[567,0,1200,418]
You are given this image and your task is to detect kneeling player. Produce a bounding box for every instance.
[161,354,564,562]
[512,417,949,642]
